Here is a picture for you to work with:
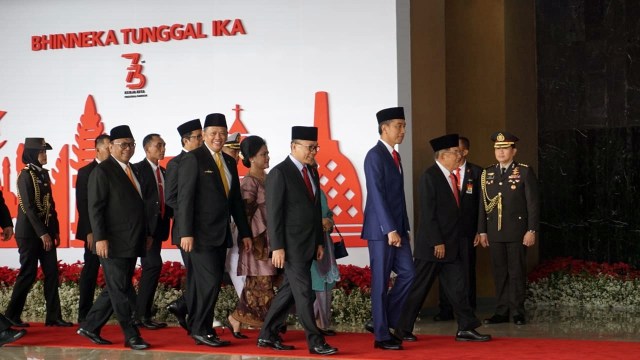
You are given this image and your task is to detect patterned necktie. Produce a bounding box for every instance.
[215,152,229,196]
[454,167,462,190]
[449,172,460,207]
[392,149,401,171]
[302,166,314,200]
[155,167,165,218]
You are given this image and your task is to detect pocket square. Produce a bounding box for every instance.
[204,170,214,174]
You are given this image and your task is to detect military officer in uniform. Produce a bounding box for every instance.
[478,131,539,326]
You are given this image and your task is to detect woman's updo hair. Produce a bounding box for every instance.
[240,135,266,168]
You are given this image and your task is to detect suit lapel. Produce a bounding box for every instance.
[200,146,226,196]
[284,157,316,203]
[108,157,141,198]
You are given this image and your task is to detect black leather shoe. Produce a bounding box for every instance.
[364,319,374,333]
[45,319,73,327]
[77,328,112,345]
[455,330,492,342]
[167,301,189,331]
[310,343,338,355]
[192,334,230,347]
[433,313,454,321]
[319,328,337,336]
[374,339,402,350]
[0,328,26,346]
[125,336,150,350]
[394,331,417,342]
[231,331,249,339]
[482,314,509,324]
[513,315,526,325]
[257,338,295,350]
[135,319,167,330]
[7,318,29,328]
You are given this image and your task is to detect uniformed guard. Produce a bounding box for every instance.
[477,131,539,326]
[5,138,71,328]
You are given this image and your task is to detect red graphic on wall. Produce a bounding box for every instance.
[122,53,146,89]
[229,104,249,177]
[0,91,366,249]
[0,110,8,149]
[313,91,364,247]
[69,95,105,245]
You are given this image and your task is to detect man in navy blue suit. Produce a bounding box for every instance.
[361,107,415,350]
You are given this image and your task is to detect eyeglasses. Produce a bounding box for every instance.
[187,134,203,140]
[443,149,461,156]
[294,142,320,152]
[112,142,136,149]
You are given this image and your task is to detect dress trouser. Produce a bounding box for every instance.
[136,237,163,320]
[259,260,324,349]
[438,236,477,315]
[82,257,139,340]
[490,242,527,318]
[396,257,481,335]
[78,244,101,322]
[5,237,62,323]
[367,237,415,342]
[186,245,226,336]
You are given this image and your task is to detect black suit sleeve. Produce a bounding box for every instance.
[176,152,197,238]
[76,165,91,239]
[265,166,286,251]
[88,165,110,242]
[0,190,12,228]
[420,170,444,248]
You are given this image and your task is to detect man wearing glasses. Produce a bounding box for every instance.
[258,126,337,356]
[165,119,203,332]
[176,113,252,347]
[78,125,152,350]
[394,134,490,343]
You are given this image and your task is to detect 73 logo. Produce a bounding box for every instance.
[121,53,146,90]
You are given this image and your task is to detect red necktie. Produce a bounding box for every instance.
[392,150,401,170]
[449,172,460,207]
[454,167,462,190]
[155,167,165,218]
[302,166,314,200]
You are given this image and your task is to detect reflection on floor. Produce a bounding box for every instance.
[2,305,639,359]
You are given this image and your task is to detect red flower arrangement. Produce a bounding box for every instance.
[335,264,371,294]
[0,261,187,290]
[0,261,370,293]
[528,257,640,283]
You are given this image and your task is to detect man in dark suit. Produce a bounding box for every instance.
[257,126,337,356]
[361,107,415,350]
[177,113,251,347]
[76,134,111,324]
[165,119,202,332]
[77,125,151,350]
[0,190,27,346]
[434,136,482,321]
[394,134,490,342]
[133,134,173,330]
[479,131,539,326]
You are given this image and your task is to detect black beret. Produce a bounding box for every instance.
[177,119,202,136]
[110,125,134,140]
[204,113,227,128]
[429,134,459,152]
[24,138,52,150]
[291,126,318,141]
[376,107,405,124]
[491,131,519,148]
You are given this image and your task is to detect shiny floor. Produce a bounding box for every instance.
[3,303,639,359]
